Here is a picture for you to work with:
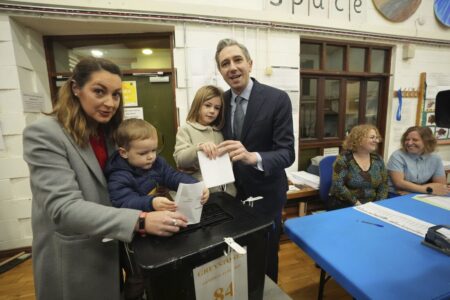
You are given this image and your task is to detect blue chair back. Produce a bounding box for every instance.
[319,155,337,204]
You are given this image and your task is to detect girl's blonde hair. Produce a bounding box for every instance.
[343,124,382,152]
[48,57,123,147]
[186,85,225,129]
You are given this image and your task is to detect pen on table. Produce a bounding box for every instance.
[360,220,384,227]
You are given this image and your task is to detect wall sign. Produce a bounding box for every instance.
[267,0,366,22]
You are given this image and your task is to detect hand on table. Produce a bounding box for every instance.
[425,183,450,196]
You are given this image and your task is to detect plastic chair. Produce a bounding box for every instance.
[317,154,337,300]
[318,155,337,207]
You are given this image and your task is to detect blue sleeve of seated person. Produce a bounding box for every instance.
[154,156,198,190]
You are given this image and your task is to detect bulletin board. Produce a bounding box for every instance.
[416,72,450,145]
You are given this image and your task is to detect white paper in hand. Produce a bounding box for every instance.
[197,152,235,188]
[175,182,204,224]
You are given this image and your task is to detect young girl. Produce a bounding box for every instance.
[174,85,236,196]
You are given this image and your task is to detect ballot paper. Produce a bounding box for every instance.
[175,182,204,224]
[355,202,434,237]
[197,152,235,188]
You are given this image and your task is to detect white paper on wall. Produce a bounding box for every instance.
[124,107,144,120]
[22,92,45,112]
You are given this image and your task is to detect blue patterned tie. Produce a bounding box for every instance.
[233,96,245,140]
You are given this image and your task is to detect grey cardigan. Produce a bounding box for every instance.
[23,116,139,300]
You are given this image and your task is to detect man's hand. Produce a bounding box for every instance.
[153,197,177,212]
[201,188,210,205]
[218,140,257,165]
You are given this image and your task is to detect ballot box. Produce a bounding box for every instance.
[132,192,273,300]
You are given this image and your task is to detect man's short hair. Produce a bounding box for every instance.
[215,38,252,68]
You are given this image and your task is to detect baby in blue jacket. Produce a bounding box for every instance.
[105,118,209,212]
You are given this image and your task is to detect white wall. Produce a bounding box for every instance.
[0,0,449,250]
[0,16,51,251]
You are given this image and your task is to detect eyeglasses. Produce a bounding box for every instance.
[368,135,380,141]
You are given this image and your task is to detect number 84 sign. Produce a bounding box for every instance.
[193,250,248,300]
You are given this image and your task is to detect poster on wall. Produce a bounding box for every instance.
[122,81,138,107]
[419,73,450,144]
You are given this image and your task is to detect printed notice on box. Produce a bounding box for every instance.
[193,250,248,300]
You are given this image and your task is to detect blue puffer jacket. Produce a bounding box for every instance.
[104,151,197,211]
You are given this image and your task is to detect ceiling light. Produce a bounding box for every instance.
[142,49,153,55]
[91,49,103,57]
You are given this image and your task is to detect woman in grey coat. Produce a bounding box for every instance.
[23,57,187,300]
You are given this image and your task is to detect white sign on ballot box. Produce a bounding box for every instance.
[193,250,248,300]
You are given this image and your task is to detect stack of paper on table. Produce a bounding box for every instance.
[286,170,319,189]
[442,160,450,170]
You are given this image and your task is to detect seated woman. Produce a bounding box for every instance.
[329,124,388,209]
[387,126,449,196]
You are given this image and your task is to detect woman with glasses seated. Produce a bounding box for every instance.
[387,126,448,196]
[329,124,388,210]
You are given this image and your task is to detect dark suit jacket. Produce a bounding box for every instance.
[223,79,295,217]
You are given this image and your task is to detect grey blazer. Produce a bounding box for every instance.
[23,116,140,300]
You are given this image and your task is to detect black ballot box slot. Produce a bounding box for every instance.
[132,192,273,300]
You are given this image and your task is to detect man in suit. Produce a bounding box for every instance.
[216,38,295,282]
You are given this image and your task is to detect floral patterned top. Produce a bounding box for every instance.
[329,151,388,208]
